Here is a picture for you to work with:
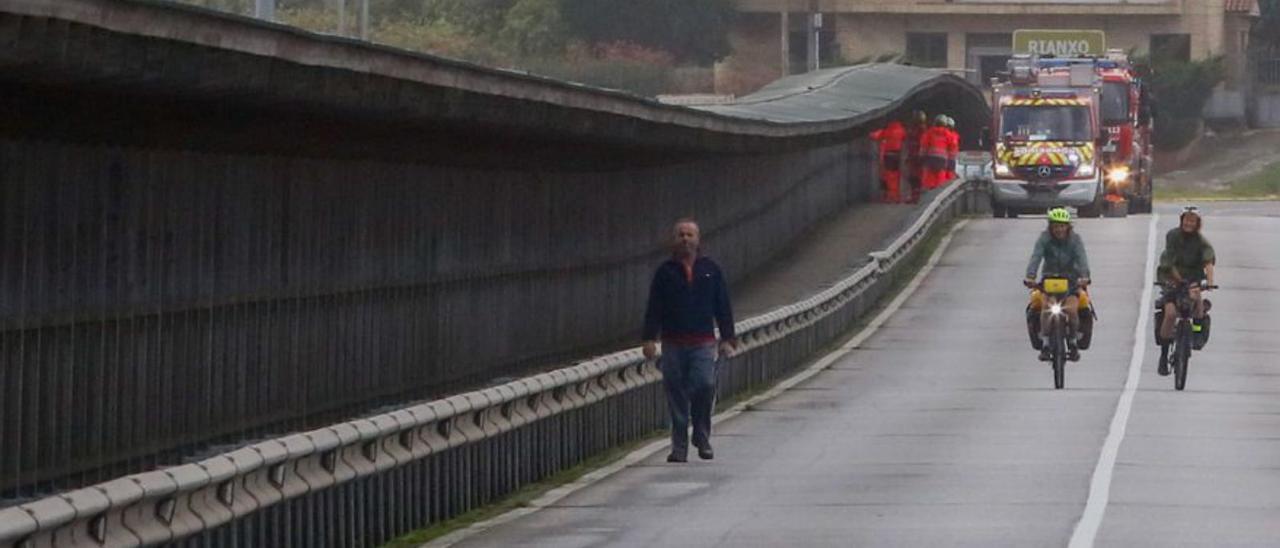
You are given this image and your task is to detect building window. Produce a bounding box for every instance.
[907,33,948,68]
[787,14,840,73]
[1150,34,1191,65]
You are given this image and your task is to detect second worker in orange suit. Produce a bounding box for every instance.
[920,115,952,190]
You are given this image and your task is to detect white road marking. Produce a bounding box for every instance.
[1068,213,1160,548]
[425,221,970,547]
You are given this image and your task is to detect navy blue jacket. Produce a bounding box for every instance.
[642,256,735,342]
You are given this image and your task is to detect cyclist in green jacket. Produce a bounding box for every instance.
[1024,207,1092,361]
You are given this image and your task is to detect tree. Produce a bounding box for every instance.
[559,0,735,65]
[421,0,517,36]
[1147,56,1226,150]
[499,0,569,56]
[1253,0,1280,49]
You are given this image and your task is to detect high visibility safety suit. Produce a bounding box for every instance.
[920,124,952,190]
[945,124,960,182]
[870,121,906,203]
[904,118,928,203]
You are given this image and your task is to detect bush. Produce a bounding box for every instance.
[1151,116,1202,150]
[1147,56,1226,150]
[521,41,676,96]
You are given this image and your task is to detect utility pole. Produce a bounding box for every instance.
[806,0,821,72]
[781,10,791,76]
[337,0,347,36]
[359,0,369,39]
[254,0,275,21]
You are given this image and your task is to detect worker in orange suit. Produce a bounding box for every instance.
[870,119,907,203]
[920,115,952,191]
[944,115,960,184]
[903,110,929,203]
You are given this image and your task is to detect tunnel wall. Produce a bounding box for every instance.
[0,130,871,495]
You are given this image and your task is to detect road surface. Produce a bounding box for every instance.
[452,206,1280,547]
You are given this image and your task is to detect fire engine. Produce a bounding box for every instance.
[986,54,1107,218]
[1037,49,1154,215]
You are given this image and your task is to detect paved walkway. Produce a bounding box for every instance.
[737,198,926,316]
[734,195,936,319]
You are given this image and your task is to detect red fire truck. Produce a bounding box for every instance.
[1036,50,1154,215]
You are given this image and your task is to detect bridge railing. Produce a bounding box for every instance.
[0,178,988,547]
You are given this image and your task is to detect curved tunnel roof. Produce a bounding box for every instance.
[696,64,988,127]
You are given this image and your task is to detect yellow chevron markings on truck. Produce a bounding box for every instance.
[1006,98,1088,107]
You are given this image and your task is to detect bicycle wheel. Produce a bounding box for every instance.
[1052,326,1066,390]
[1174,321,1192,391]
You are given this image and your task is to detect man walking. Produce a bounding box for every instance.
[642,219,737,463]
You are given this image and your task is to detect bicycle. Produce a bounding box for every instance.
[1154,280,1217,391]
[1025,277,1089,389]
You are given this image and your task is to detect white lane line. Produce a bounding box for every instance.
[1068,213,1160,548]
[426,220,970,547]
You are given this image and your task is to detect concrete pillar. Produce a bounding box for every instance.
[254,0,274,20]
[337,0,346,36]
[781,10,791,76]
[1189,0,1225,60]
[1204,0,1225,58]
[807,0,820,72]
[359,0,369,39]
[948,31,966,72]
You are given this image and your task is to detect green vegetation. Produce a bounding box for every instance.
[1156,160,1280,201]
[1254,0,1280,49]
[170,0,735,96]
[1147,56,1226,151]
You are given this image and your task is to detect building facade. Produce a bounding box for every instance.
[718,0,1260,114]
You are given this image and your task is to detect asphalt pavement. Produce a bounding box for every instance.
[449,204,1280,547]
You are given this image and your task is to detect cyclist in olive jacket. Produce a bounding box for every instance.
[1156,206,1216,355]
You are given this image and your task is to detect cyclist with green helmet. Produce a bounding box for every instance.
[1024,207,1092,361]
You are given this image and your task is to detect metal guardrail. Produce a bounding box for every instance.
[0,179,982,547]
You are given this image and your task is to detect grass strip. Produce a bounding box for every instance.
[1156,160,1280,201]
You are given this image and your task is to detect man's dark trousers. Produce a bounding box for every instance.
[661,342,718,457]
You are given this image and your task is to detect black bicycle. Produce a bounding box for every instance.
[1155,280,1217,391]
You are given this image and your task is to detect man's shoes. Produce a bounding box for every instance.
[1068,348,1081,362]
[666,452,687,463]
[1038,348,1052,362]
[1157,360,1170,376]
[696,443,714,461]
